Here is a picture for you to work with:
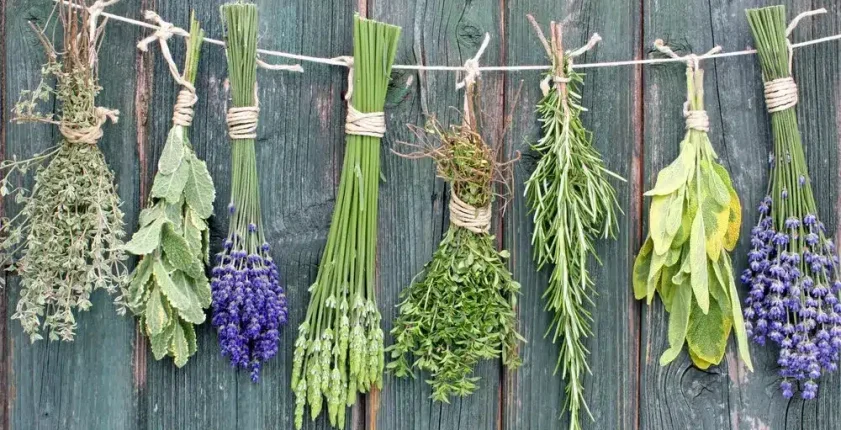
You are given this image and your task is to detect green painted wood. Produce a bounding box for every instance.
[3,0,841,429]
[501,1,642,429]
[371,1,505,429]
[3,1,140,429]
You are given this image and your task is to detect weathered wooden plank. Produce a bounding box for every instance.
[640,1,841,429]
[4,1,140,429]
[371,0,505,429]
[136,0,357,429]
[501,1,642,429]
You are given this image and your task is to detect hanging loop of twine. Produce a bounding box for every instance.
[653,40,721,132]
[449,193,492,234]
[456,34,491,90]
[86,0,120,67]
[60,106,120,144]
[256,57,304,72]
[335,56,386,138]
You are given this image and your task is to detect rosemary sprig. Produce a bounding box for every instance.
[523,20,623,430]
[291,15,400,429]
[122,13,215,368]
[1,0,127,342]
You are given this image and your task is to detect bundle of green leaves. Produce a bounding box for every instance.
[522,19,622,430]
[121,14,215,368]
[292,15,400,429]
[1,1,126,342]
[388,102,522,402]
[633,54,752,372]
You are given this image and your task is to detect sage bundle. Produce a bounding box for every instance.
[1,0,126,342]
[210,2,287,382]
[387,65,522,402]
[522,19,622,429]
[633,42,752,373]
[121,13,215,367]
[292,15,400,429]
[741,6,840,400]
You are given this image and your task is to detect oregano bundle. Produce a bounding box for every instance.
[1,0,126,342]
[633,41,752,373]
[121,13,215,367]
[387,82,522,402]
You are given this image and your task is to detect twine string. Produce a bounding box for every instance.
[456,34,491,90]
[653,40,721,132]
[449,193,491,234]
[335,55,386,138]
[172,88,197,127]
[60,106,120,144]
[136,11,193,90]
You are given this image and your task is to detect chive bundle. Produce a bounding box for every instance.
[291,15,400,430]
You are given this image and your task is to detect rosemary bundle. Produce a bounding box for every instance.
[633,42,752,373]
[387,82,522,402]
[741,6,840,400]
[210,2,287,382]
[292,15,400,429]
[522,19,621,429]
[1,1,126,342]
[122,14,215,367]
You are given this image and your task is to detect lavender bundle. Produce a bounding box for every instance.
[292,15,400,430]
[122,13,214,367]
[210,2,287,382]
[741,6,840,400]
[1,1,126,342]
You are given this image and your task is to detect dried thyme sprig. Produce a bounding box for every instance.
[633,41,752,375]
[387,79,522,401]
[1,0,126,342]
[210,2,287,382]
[741,6,840,400]
[292,15,400,430]
[523,18,622,429]
[122,13,214,368]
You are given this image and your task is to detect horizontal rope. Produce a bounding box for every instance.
[57,1,839,73]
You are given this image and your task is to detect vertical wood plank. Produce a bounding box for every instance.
[4,1,140,429]
[371,0,505,429]
[501,0,642,429]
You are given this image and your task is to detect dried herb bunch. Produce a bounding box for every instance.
[210,2,287,382]
[292,15,400,429]
[122,13,215,368]
[742,6,841,400]
[1,0,126,342]
[523,19,622,429]
[634,42,752,375]
[388,82,522,402]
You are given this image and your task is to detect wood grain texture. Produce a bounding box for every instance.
[3,0,841,429]
[501,1,641,429]
[4,1,140,429]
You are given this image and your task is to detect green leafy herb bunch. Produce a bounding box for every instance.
[121,13,215,368]
[633,41,753,373]
[387,80,522,402]
[522,18,622,430]
[1,1,127,342]
[292,15,400,429]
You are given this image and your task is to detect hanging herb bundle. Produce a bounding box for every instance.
[292,15,400,430]
[741,6,840,400]
[633,41,753,374]
[387,75,522,402]
[210,2,287,382]
[120,13,215,367]
[0,0,126,342]
[522,18,622,429]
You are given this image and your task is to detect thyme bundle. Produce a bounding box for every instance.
[292,15,400,429]
[121,13,215,367]
[209,2,287,382]
[633,42,752,373]
[387,82,522,402]
[522,19,622,429]
[1,0,126,342]
[741,6,841,400]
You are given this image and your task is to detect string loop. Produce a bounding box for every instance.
[227,106,259,140]
[449,193,491,234]
[456,34,490,90]
[60,106,120,145]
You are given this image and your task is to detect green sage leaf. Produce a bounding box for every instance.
[145,286,169,336]
[158,127,186,175]
[659,282,691,366]
[151,160,190,204]
[633,238,653,300]
[153,259,192,313]
[125,218,167,255]
[171,320,190,368]
[150,322,175,360]
[184,155,216,219]
[689,213,710,314]
[162,223,194,272]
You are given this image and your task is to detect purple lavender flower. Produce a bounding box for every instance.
[211,241,288,382]
[742,196,841,400]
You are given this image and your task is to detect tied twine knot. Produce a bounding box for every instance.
[653,40,721,132]
[334,56,387,138]
[173,88,197,127]
[527,15,601,96]
[449,193,492,234]
[683,102,710,132]
[227,105,260,140]
[60,106,119,144]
